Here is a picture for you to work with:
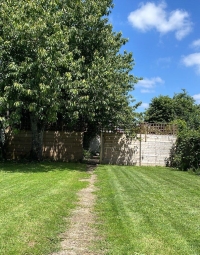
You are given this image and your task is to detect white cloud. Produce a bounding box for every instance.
[182,53,200,73]
[190,39,200,50]
[128,1,192,40]
[139,102,149,109]
[136,77,164,93]
[141,89,155,93]
[193,94,200,104]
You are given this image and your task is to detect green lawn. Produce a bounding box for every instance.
[0,162,89,255]
[95,165,200,255]
[1,163,200,255]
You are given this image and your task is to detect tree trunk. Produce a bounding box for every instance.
[0,128,7,160]
[30,114,45,161]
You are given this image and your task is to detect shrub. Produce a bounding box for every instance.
[169,128,200,171]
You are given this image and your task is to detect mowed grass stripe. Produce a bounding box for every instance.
[0,162,89,255]
[95,165,200,255]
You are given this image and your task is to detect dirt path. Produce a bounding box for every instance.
[51,165,100,255]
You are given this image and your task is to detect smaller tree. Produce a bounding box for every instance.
[144,95,174,123]
[173,90,200,129]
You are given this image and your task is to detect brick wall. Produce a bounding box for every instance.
[101,132,176,166]
[6,131,83,161]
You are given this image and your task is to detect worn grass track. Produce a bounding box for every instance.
[95,165,200,255]
[0,162,89,255]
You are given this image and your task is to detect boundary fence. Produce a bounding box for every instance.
[100,123,177,166]
[5,130,83,161]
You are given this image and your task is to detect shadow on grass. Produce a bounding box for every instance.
[0,161,87,173]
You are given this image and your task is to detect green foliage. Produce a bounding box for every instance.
[83,149,91,159]
[173,90,200,129]
[144,90,200,128]
[0,0,140,159]
[169,127,200,171]
[0,0,139,128]
[145,90,200,171]
[145,95,174,123]
[170,119,187,131]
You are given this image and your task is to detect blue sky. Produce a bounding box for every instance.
[110,0,200,111]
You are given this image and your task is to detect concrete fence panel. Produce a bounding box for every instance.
[101,132,176,166]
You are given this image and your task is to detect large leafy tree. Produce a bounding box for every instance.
[144,90,200,128]
[0,0,139,160]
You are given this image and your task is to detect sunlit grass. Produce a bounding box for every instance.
[0,162,89,255]
[95,166,200,255]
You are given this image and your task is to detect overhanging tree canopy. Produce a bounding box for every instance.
[0,0,140,160]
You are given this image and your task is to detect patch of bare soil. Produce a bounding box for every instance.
[51,165,101,255]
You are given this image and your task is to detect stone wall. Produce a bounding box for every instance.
[101,132,176,166]
[6,131,83,161]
